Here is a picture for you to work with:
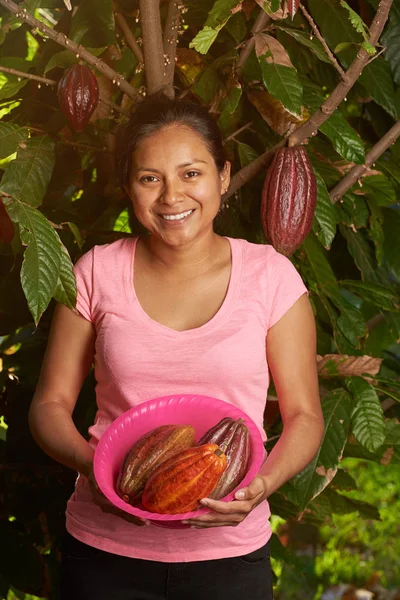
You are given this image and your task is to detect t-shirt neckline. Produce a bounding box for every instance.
[123,236,242,338]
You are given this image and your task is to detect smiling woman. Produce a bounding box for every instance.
[29,92,324,600]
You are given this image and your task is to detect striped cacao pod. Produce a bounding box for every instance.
[198,417,251,500]
[142,444,227,514]
[57,64,99,132]
[117,424,196,505]
[261,146,317,256]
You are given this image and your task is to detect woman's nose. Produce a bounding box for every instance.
[161,179,184,205]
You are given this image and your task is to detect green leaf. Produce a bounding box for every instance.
[359,58,397,120]
[0,123,28,160]
[366,197,384,266]
[361,40,376,55]
[237,142,260,168]
[70,0,115,47]
[113,208,132,233]
[309,487,380,520]
[335,192,369,228]
[303,232,337,288]
[339,225,392,287]
[190,27,220,54]
[281,388,353,511]
[382,208,400,281]
[276,27,331,63]
[374,387,400,405]
[341,280,398,312]
[44,47,108,74]
[382,20,400,85]
[346,376,386,452]
[4,201,63,323]
[337,304,367,347]
[221,82,242,114]
[334,42,356,53]
[302,82,365,164]
[340,1,368,36]
[362,174,397,207]
[0,136,55,207]
[313,169,337,250]
[363,312,400,357]
[257,63,303,116]
[53,243,77,310]
[67,222,86,251]
[0,75,28,102]
[189,0,241,53]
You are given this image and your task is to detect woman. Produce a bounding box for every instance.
[29,93,324,600]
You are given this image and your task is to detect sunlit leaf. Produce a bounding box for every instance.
[346,376,386,453]
[0,123,28,160]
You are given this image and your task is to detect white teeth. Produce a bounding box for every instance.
[161,209,194,221]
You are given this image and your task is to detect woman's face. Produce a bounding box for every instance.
[127,124,230,247]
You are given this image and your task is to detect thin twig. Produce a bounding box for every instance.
[0,65,55,86]
[223,121,253,144]
[329,120,400,203]
[139,0,167,95]
[299,2,347,80]
[26,126,111,153]
[236,9,271,75]
[225,0,393,199]
[0,0,138,99]
[115,12,144,65]
[163,0,180,93]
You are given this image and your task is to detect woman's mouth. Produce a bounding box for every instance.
[159,209,195,222]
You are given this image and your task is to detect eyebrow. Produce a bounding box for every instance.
[136,160,208,173]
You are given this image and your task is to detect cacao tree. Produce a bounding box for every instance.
[0,0,400,597]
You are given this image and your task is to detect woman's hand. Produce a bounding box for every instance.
[88,466,149,527]
[182,475,269,528]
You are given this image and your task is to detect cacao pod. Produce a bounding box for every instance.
[198,417,251,500]
[142,444,227,514]
[117,424,196,505]
[260,146,317,256]
[57,64,99,132]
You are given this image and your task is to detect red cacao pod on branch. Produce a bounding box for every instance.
[57,64,99,132]
[260,146,317,256]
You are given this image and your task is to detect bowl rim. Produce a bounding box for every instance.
[93,394,265,521]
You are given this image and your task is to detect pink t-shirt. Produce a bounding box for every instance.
[66,236,307,562]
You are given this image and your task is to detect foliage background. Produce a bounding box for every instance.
[0,0,400,597]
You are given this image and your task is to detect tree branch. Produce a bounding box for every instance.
[163,0,181,94]
[329,120,400,202]
[0,65,55,86]
[226,0,392,199]
[115,12,144,65]
[0,0,138,99]
[299,2,346,80]
[236,9,271,75]
[139,0,167,95]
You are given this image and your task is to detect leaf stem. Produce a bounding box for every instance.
[115,12,144,65]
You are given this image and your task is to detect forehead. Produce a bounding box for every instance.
[132,124,212,163]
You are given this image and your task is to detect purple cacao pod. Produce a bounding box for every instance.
[57,64,99,132]
[261,146,317,256]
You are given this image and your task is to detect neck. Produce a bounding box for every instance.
[141,230,223,276]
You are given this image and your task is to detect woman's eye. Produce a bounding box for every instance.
[140,175,158,183]
[185,171,200,179]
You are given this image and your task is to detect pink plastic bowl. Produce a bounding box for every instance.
[94,394,265,527]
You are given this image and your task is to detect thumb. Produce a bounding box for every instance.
[234,476,265,501]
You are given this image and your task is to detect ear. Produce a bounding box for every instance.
[220,161,231,195]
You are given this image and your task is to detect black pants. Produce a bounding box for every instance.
[60,531,273,600]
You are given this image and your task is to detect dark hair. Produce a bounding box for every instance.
[115,93,227,189]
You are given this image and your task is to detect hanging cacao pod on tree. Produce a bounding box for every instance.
[260,146,317,257]
[57,64,99,132]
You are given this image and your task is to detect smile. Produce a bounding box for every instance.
[160,209,194,221]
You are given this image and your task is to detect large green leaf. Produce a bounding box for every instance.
[346,376,386,453]
[359,58,398,119]
[276,27,332,64]
[339,225,393,287]
[382,20,400,85]
[281,388,353,511]
[340,280,398,311]
[303,232,338,288]
[313,169,337,249]
[309,487,380,520]
[0,136,55,207]
[335,192,369,228]
[382,207,400,281]
[70,0,115,47]
[303,82,365,163]
[363,312,400,357]
[53,243,77,310]
[4,200,63,323]
[0,123,28,160]
[362,174,397,207]
[255,33,303,116]
[366,197,384,266]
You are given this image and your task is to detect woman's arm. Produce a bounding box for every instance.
[184,293,324,528]
[29,303,96,477]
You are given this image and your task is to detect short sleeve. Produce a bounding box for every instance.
[73,248,94,322]
[267,249,308,330]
